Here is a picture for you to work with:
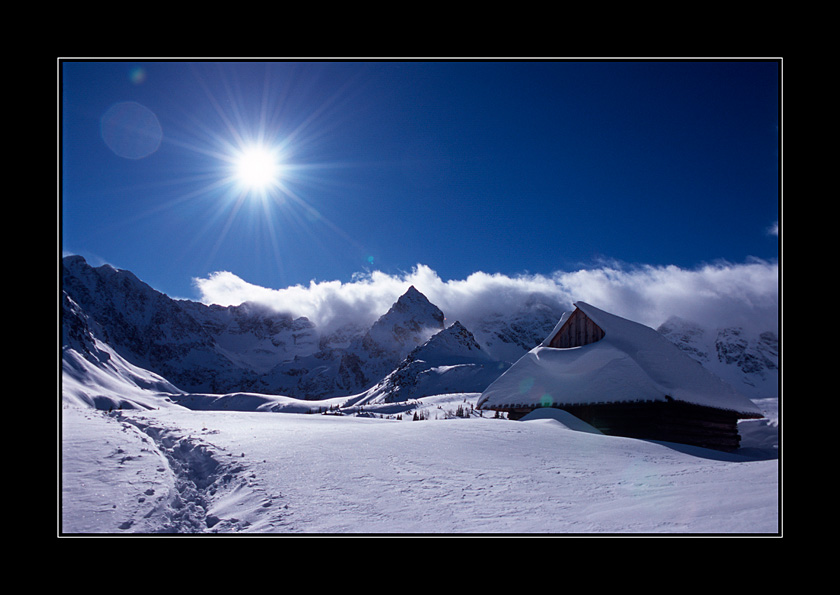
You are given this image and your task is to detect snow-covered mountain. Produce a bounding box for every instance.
[331,285,446,396]
[61,255,778,412]
[62,255,249,395]
[175,300,320,375]
[352,320,509,406]
[62,290,184,410]
[61,257,512,403]
[465,297,564,363]
[656,316,778,401]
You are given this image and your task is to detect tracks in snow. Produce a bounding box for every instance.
[113,412,282,533]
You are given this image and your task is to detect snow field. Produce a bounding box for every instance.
[61,396,778,534]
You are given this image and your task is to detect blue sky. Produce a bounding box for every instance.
[61,59,779,319]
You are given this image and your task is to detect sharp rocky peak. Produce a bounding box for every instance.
[392,285,438,312]
[367,286,444,345]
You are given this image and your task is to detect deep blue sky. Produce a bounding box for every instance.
[61,60,779,300]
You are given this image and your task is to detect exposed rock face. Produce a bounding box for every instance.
[657,316,778,399]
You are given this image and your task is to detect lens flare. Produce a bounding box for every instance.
[100,101,162,160]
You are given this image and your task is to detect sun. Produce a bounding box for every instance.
[233,144,282,192]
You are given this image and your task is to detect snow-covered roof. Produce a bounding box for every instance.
[477,302,763,418]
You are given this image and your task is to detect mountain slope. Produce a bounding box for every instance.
[657,316,778,400]
[62,255,249,394]
[354,321,508,406]
[465,297,564,363]
[62,291,184,410]
[342,285,446,394]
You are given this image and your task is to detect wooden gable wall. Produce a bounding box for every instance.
[548,307,605,348]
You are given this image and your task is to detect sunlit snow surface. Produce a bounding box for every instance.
[61,395,778,535]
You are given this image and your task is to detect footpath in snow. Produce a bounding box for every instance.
[60,395,779,535]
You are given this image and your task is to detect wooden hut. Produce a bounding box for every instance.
[477,302,764,450]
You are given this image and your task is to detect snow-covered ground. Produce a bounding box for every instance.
[60,392,779,534]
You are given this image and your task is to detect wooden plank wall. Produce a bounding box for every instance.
[549,308,605,348]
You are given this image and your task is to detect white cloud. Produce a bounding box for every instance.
[551,260,778,332]
[193,259,779,336]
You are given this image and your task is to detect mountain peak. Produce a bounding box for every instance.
[63,254,87,267]
[394,285,432,309]
[355,319,500,406]
[410,320,490,363]
[371,286,444,332]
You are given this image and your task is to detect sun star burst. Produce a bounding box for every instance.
[234,145,282,191]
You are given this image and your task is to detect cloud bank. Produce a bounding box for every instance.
[193,259,779,336]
